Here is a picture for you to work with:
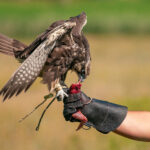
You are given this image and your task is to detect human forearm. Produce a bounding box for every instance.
[114,111,150,142]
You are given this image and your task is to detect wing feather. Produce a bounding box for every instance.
[0,33,27,56]
[0,41,56,101]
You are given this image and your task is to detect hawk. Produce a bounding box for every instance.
[0,12,91,101]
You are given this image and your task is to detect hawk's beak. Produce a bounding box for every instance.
[78,73,86,82]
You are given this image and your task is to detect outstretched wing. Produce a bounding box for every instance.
[0,21,76,101]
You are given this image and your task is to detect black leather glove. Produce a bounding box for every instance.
[63,91,128,134]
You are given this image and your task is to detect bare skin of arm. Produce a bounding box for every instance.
[114,111,150,142]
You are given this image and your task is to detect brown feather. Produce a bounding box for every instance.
[0,33,27,57]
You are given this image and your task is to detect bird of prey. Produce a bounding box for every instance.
[0,12,91,101]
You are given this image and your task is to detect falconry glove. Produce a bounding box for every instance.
[63,89,128,134]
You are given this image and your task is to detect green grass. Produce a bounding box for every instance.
[0,0,150,38]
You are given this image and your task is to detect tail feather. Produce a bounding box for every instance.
[0,34,14,56]
[0,48,14,56]
[0,33,12,42]
[0,33,27,57]
[0,40,15,49]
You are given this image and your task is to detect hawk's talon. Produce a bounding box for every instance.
[56,89,68,101]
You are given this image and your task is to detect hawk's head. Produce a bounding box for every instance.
[69,12,87,36]
[72,58,90,82]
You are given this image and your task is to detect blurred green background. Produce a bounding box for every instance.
[0,0,150,38]
[0,0,150,150]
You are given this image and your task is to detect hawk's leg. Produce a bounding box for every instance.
[56,89,68,101]
[55,83,68,101]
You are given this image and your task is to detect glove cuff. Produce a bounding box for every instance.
[82,99,128,134]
